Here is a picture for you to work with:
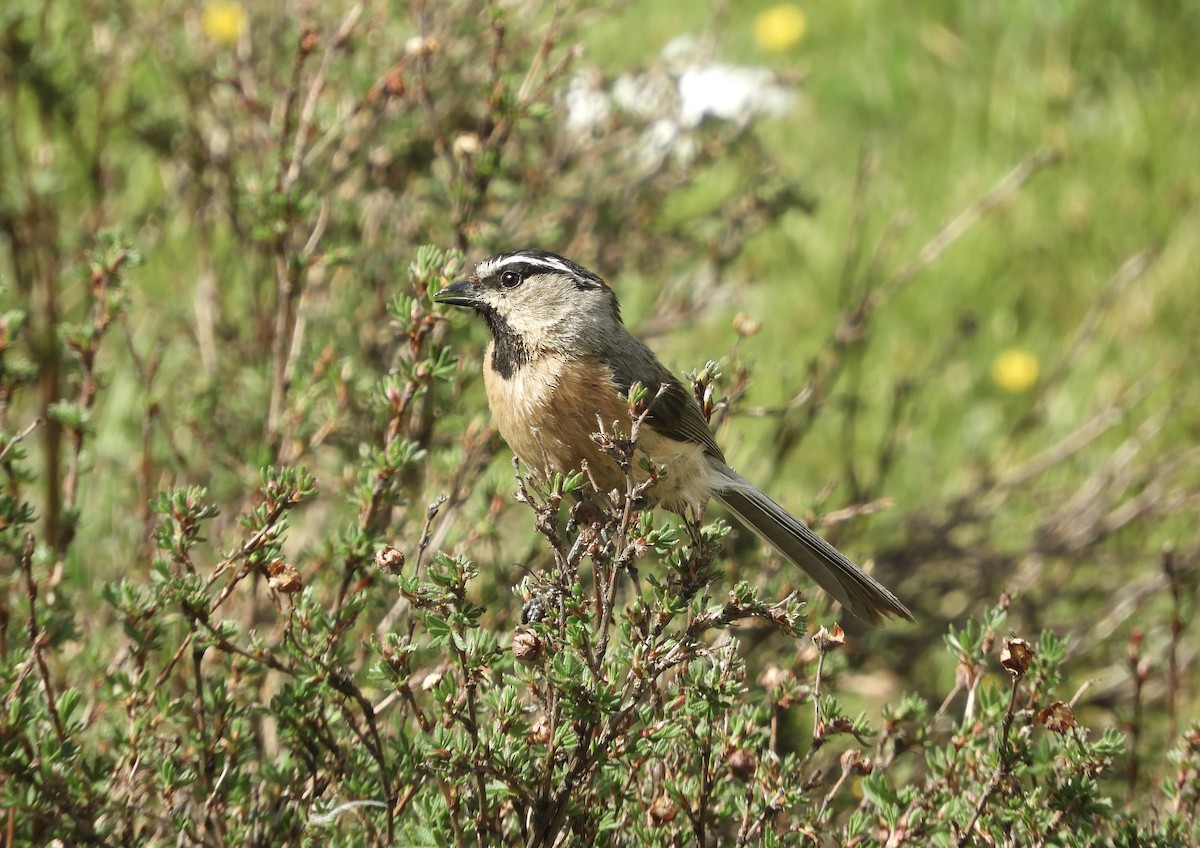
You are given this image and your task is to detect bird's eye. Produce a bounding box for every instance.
[500,271,523,289]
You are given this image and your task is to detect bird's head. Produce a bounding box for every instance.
[434,249,622,358]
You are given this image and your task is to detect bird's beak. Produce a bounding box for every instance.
[433,280,480,308]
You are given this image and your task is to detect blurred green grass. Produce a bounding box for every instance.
[588,0,1199,512]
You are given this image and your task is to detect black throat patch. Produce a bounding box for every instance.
[481,308,530,379]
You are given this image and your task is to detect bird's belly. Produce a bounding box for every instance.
[483,349,715,509]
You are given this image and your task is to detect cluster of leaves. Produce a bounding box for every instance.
[1,0,1198,846]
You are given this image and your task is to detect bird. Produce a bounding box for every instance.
[434,249,913,626]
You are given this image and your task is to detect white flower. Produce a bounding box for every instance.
[562,73,612,137]
[634,118,697,170]
[560,34,794,169]
[612,72,677,121]
[659,34,703,71]
[677,64,789,128]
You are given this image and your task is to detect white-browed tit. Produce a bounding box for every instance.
[434,249,913,626]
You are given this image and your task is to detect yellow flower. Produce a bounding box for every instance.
[201,1,247,45]
[754,5,807,53]
[991,349,1040,393]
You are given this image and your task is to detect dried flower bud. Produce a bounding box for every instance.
[1036,701,1076,734]
[384,66,405,97]
[375,545,405,575]
[728,748,757,780]
[267,560,302,594]
[570,497,605,528]
[813,624,846,653]
[404,35,438,56]
[1000,637,1034,679]
[841,749,873,776]
[761,665,793,694]
[647,793,676,826]
[452,133,482,158]
[529,715,551,745]
[420,669,444,692]
[298,27,319,56]
[826,716,856,736]
[1183,726,1200,750]
[512,626,543,663]
[732,311,763,338]
[379,639,405,671]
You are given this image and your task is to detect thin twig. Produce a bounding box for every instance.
[0,417,42,465]
[1162,544,1182,743]
[878,147,1061,304]
[957,675,1022,846]
[1030,247,1160,418]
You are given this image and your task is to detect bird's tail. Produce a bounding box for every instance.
[712,469,912,627]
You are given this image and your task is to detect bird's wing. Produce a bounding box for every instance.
[605,338,725,462]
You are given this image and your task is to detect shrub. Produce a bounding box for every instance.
[1,0,1197,845]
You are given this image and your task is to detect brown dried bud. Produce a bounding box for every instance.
[999,637,1034,679]
[826,716,857,736]
[760,665,789,693]
[647,793,676,826]
[733,311,762,338]
[728,748,757,780]
[379,639,405,671]
[267,560,302,594]
[452,133,482,158]
[570,497,605,528]
[404,35,439,56]
[299,27,319,56]
[512,626,544,663]
[981,628,996,656]
[529,715,551,745]
[420,669,444,692]
[1036,701,1076,734]
[813,624,846,653]
[384,66,405,98]
[375,545,406,575]
[841,749,873,776]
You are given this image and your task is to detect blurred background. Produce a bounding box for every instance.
[1,0,1198,841]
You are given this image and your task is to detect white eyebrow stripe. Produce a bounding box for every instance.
[488,253,572,275]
